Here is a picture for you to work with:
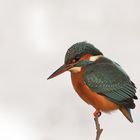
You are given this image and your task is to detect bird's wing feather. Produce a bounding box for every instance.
[84,62,137,107]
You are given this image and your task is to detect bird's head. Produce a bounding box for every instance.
[48,42,103,79]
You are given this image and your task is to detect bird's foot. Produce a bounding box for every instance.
[93,110,101,118]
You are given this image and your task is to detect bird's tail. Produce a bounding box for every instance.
[119,107,133,123]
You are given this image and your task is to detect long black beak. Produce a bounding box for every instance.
[47,63,76,80]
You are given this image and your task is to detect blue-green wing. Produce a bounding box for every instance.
[84,62,137,108]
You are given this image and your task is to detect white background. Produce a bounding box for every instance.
[0,0,140,140]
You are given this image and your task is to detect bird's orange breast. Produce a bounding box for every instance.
[71,69,118,112]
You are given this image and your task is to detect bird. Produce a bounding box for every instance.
[48,42,137,123]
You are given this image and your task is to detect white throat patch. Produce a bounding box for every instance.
[69,67,81,73]
[89,55,103,61]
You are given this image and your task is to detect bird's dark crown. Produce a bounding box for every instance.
[64,42,103,64]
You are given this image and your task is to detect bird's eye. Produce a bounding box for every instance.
[71,55,80,63]
[75,55,80,61]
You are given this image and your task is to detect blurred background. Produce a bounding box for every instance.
[0,0,140,140]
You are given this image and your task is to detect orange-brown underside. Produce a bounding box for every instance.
[71,71,118,112]
[71,54,118,112]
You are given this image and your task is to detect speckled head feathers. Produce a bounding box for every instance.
[64,42,103,64]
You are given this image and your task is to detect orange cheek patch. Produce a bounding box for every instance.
[80,54,92,61]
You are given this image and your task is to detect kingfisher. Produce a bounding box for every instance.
[48,42,137,122]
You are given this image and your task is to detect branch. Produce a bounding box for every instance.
[94,116,103,140]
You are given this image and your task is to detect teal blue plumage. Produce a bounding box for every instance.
[84,57,137,108]
[65,42,103,64]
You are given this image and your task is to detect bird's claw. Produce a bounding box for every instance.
[93,110,101,117]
